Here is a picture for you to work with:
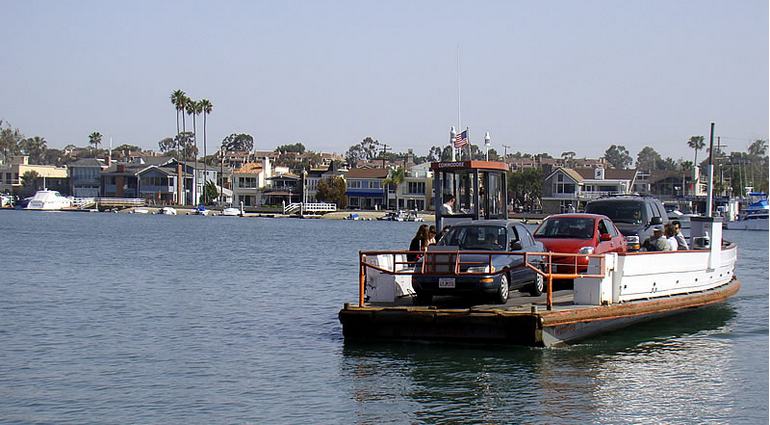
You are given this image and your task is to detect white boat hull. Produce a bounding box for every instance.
[725,218,768,231]
[24,190,72,211]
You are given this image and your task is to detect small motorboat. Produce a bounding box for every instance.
[222,207,240,216]
[160,207,177,216]
[195,205,210,216]
[132,208,150,214]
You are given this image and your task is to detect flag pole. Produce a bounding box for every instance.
[456,44,462,160]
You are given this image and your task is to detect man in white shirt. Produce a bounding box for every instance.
[441,195,455,215]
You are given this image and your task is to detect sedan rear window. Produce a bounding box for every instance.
[439,226,507,250]
[535,217,595,239]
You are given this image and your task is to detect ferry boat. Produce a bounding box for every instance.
[725,192,768,231]
[338,159,740,347]
[24,190,73,211]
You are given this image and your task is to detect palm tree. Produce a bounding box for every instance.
[170,90,186,139]
[170,90,187,205]
[186,99,203,204]
[199,99,213,204]
[687,136,705,195]
[89,132,103,156]
[384,166,406,210]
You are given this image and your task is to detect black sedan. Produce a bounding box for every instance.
[411,220,546,305]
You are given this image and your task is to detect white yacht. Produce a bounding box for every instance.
[24,190,72,211]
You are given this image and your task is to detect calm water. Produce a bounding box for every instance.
[0,211,767,424]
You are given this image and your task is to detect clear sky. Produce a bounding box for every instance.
[1,0,767,160]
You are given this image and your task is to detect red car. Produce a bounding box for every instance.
[533,213,627,274]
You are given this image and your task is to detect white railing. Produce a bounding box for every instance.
[283,202,337,215]
[284,202,301,214]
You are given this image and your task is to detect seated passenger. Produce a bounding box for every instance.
[643,226,669,251]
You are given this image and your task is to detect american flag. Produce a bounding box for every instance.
[453,130,468,148]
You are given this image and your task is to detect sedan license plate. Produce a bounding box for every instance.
[438,278,456,288]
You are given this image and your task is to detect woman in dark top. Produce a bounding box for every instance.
[408,224,429,262]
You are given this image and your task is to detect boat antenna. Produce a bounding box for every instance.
[456,44,462,160]
[706,122,715,218]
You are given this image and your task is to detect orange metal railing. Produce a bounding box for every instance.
[357,250,607,310]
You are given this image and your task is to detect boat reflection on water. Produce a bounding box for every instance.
[340,304,737,424]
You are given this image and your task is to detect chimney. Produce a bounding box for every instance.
[263,156,271,178]
[595,166,605,180]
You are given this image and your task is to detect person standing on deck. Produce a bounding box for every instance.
[672,220,689,250]
[664,224,679,251]
[441,195,456,215]
[408,225,430,262]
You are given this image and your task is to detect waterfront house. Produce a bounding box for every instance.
[541,166,637,214]
[69,158,106,197]
[0,155,69,195]
[346,167,389,210]
[136,165,184,204]
[263,173,300,205]
[305,161,347,202]
[386,162,433,211]
[231,162,262,207]
[231,157,290,207]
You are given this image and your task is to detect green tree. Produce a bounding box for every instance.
[345,137,380,166]
[20,136,48,164]
[384,166,406,210]
[275,142,306,154]
[636,146,662,171]
[221,133,254,152]
[158,137,175,154]
[199,180,219,205]
[21,170,40,196]
[42,148,65,166]
[748,139,768,157]
[88,132,103,155]
[603,145,632,169]
[508,168,542,211]
[0,121,23,163]
[316,176,347,208]
[427,146,443,162]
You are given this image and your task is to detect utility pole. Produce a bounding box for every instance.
[706,122,715,218]
[501,144,510,159]
[380,143,391,168]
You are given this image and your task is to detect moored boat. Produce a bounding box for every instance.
[725,192,768,231]
[24,190,72,211]
[160,206,177,215]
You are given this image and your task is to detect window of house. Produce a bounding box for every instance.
[554,173,576,194]
[349,197,359,207]
[238,177,257,188]
[347,180,361,189]
[407,182,425,194]
[369,180,381,189]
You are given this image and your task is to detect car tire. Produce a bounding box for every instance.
[415,292,432,305]
[495,273,510,304]
[529,266,544,297]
